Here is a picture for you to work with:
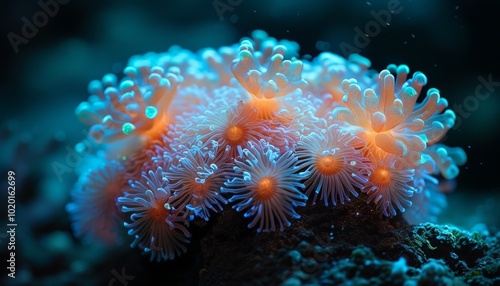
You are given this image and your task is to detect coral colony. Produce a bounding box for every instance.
[66,30,467,262]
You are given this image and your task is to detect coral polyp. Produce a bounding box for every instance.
[194,102,271,159]
[166,143,230,221]
[66,160,126,246]
[75,65,181,162]
[297,124,370,206]
[221,140,309,232]
[66,30,466,262]
[117,167,191,262]
[363,154,416,217]
[331,66,455,167]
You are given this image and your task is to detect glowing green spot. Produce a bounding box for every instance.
[122,123,136,135]
[145,106,158,119]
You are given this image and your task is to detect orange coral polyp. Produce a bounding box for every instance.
[142,114,170,142]
[149,200,169,222]
[247,97,279,120]
[315,155,343,175]
[192,180,210,197]
[360,130,400,159]
[256,177,276,200]
[226,125,244,144]
[371,167,392,186]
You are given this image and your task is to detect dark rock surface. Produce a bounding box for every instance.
[197,194,500,286]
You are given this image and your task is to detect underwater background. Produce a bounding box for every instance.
[0,0,499,285]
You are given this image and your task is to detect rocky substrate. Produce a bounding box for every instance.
[198,194,500,286]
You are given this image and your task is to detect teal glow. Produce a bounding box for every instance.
[122,122,136,135]
[145,106,158,119]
